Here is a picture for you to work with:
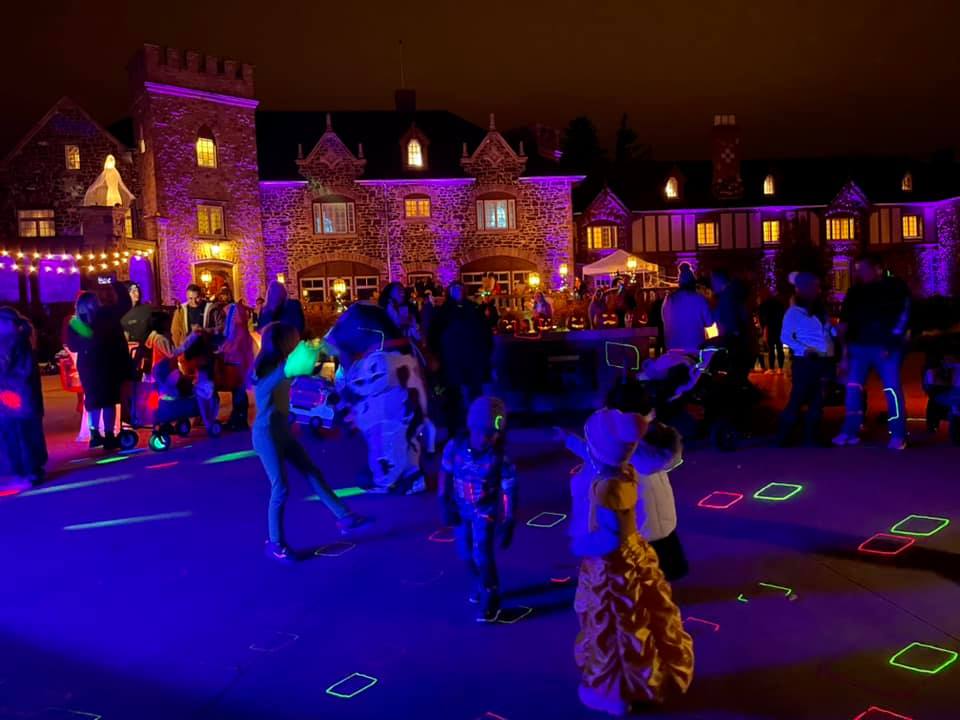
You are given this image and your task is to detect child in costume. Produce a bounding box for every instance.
[252,322,371,563]
[570,408,693,715]
[439,396,517,622]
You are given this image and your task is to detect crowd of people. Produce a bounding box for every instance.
[1,250,956,715]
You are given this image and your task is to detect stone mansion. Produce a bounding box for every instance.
[1,43,958,308]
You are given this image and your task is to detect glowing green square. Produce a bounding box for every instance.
[890,514,950,538]
[753,482,803,502]
[888,642,958,675]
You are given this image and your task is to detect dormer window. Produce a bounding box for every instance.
[901,172,913,192]
[763,174,775,196]
[407,139,424,168]
[665,177,679,200]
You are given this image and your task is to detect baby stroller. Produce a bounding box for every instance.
[920,332,960,445]
[123,377,222,452]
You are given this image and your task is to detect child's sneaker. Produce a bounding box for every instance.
[337,513,374,536]
[103,432,121,451]
[88,429,104,449]
[264,541,295,564]
[831,432,860,446]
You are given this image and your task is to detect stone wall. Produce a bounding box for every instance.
[0,101,138,243]
[133,88,265,303]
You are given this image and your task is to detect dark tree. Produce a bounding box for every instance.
[560,116,605,174]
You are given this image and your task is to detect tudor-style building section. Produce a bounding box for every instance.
[576,115,960,299]
[259,104,581,303]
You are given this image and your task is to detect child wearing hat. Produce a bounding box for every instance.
[570,407,693,716]
[439,395,517,622]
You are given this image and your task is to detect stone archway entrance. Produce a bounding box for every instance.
[194,260,237,299]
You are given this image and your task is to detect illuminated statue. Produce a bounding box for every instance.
[82,154,135,208]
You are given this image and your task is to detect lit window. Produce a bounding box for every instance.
[197,204,224,236]
[696,221,718,247]
[587,225,618,249]
[65,145,80,170]
[763,174,775,196]
[196,129,217,168]
[762,220,781,244]
[902,214,923,239]
[901,172,913,192]
[18,209,55,238]
[665,177,679,199]
[407,139,424,168]
[404,197,431,218]
[124,208,134,239]
[826,217,855,241]
[313,202,357,234]
[477,198,516,230]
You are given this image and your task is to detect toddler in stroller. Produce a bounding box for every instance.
[921,333,960,445]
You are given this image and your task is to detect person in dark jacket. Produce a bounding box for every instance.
[0,307,47,488]
[120,282,153,343]
[65,282,133,450]
[256,280,306,335]
[427,281,493,432]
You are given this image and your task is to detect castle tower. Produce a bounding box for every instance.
[128,44,265,303]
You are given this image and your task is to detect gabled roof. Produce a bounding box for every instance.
[592,154,960,213]
[3,97,130,167]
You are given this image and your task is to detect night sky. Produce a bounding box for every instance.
[5,0,960,161]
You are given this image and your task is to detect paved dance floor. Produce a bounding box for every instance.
[1,417,958,719]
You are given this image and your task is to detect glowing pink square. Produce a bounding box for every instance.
[852,707,913,720]
[857,533,916,556]
[697,491,744,510]
[684,616,720,632]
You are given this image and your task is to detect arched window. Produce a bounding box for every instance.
[406,139,424,168]
[664,177,679,200]
[196,127,218,168]
[901,172,913,192]
[763,174,775,196]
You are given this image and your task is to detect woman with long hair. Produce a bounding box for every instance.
[220,303,255,430]
[252,321,371,562]
[0,307,47,489]
[378,281,421,343]
[65,282,133,450]
[256,281,305,335]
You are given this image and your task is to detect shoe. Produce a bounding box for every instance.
[763,369,774,375]
[832,433,860,447]
[88,429,104,449]
[337,513,374,536]
[577,684,628,717]
[888,436,907,451]
[775,368,784,375]
[264,541,295,564]
[103,432,121,451]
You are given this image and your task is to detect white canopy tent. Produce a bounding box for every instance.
[582,249,659,276]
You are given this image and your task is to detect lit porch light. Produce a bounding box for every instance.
[332,278,347,296]
[528,272,541,288]
[276,273,286,285]
[558,263,569,278]
[626,256,638,272]
[210,243,222,257]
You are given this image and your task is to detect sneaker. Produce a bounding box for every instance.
[102,432,121,451]
[888,436,907,451]
[337,513,374,536]
[88,430,104,449]
[832,433,860,447]
[264,541,295,563]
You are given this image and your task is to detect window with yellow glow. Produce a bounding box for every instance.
[587,225,618,249]
[826,217,855,241]
[18,209,55,238]
[696,221,718,247]
[65,145,80,170]
[763,174,775,195]
[902,214,922,239]
[665,177,679,199]
[407,139,424,168]
[197,205,224,236]
[901,172,913,192]
[196,135,217,168]
[762,220,781,244]
[124,208,134,239]
[404,197,431,218]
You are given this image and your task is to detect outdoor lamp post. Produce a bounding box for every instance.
[332,278,347,313]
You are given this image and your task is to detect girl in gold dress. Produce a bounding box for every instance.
[570,408,694,715]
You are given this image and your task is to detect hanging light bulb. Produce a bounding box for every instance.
[70,267,79,274]
[16,252,24,259]
[88,265,95,272]
[33,252,40,259]
[56,267,65,274]
[100,263,107,270]
[43,265,52,272]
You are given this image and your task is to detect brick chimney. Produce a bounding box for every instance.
[711,114,743,200]
[395,89,416,114]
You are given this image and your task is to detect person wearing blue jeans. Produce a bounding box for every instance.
[834,254,911,450]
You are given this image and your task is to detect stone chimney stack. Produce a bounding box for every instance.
[711,114,743,200]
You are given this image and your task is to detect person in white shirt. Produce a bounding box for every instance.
[776,272,833,446]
